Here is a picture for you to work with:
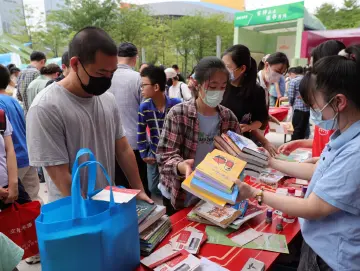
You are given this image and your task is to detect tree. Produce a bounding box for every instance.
[315,0,360,29]
[52,0,121,33]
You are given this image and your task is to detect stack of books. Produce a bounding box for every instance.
[136,202,171,256]
[181,149,247,207]
[214,131,269,178]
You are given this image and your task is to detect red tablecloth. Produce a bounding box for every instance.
[137,182,300,271]
[269,107,290,122]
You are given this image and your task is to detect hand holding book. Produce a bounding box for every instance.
[178,159,195,178]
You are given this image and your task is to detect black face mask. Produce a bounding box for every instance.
[166,78,173,87]
[76,61,113,96]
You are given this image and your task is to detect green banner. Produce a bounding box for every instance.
[234,1,304,27]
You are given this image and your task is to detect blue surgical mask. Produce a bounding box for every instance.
[201,89,224,108]
[310,97,338,130]
[228,67,240,82]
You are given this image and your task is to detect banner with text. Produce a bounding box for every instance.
[234,1,304,27]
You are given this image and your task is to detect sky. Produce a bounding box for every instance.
[23,0,342,20]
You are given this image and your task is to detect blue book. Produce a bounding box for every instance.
[191,177,239,205]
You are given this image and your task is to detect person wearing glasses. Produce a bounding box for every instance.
[137,65,181,198]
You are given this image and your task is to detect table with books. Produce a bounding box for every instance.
[136,132,310,271]
[269,106,290,122]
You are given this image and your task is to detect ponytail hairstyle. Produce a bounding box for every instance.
[222,44,257,97]
[40,63,62,75]
[300,45,360,110]
[311,40,345,66]
[258,52,289,72]
[193,56,229,97]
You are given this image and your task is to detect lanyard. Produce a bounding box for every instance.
[153,110,167,137]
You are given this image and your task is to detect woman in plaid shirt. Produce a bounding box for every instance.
[157,57,241,214]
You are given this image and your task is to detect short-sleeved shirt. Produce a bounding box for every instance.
[0,95,28,168]
[108,64,142,150]
[287,75,309,112]
[26,75,50,108]
[300,120,360,270]
[26,83,125,202]
[0,116,13,188]
[169,82,192,101]
[17,65,40,114]
[269,76,286,98]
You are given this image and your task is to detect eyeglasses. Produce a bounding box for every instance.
[141,84,154,89]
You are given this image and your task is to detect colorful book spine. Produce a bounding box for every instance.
[193,170,233,194]
[191,177,238,205]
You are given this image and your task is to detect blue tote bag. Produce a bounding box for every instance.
[36,149,140,271]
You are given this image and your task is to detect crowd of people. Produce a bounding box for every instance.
[0,25,359,270]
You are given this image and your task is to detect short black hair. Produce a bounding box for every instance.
[9,67,20,75]
[0,65,10,89]
[62,51,70,68]
[30,51,46,62]
[40,63,62,75]
[288,66,303,75]
[69,26,117,65]
[172,64,179,70]
[141,65,167,92]
[118,42,138,57]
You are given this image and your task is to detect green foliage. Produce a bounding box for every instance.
[8,0,234,73]
[315,0,360,29]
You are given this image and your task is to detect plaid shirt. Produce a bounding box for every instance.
[287,75,309,112]
[17,65,40,115]
[157,99,241,210]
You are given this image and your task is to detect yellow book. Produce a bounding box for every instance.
[181,173,227,207]
[196,149,247,191]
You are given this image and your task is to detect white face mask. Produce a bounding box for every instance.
[266,67,282,83]
[201,89,224,108]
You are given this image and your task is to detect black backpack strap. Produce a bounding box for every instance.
[0,110,6,136]
[179,83,184,99]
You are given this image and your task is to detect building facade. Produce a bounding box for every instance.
[44,0,65,16]
[0,0,25,34]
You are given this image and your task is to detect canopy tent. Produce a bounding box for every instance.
[301,28,360,59]
[233,1,325,65]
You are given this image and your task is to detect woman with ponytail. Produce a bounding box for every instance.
[237,45,360,270]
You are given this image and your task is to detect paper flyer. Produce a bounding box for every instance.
[243,233,289,254]
[205,226,240,247]
[198,257,230,271]
[230,229,263,247]
[91,186,140,203]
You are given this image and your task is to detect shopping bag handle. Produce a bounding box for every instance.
[72,148,97,197]
[71,161,115,219]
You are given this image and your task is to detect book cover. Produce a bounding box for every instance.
[193,201,242,229]
[232,203,265,226]
[187,209,242,230]
[91,186,140,204]
[141,244,182,269]
[226,131,268,161]
[191,177,239,205]
[182,173,227,207]
[243,233,289,254]
[137,200,157,224]
[220,134,242,155]
[196,149,247,190]
[140,215,169,241]
[139,205,166,233]
[172,230,204,254]
[154,251,201,271]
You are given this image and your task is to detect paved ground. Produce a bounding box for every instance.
[17,131,293,271]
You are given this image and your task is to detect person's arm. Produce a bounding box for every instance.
[269,157,316,180]
[137,106,155,164]
[45,164,72,197]
[274,82,282,99]
[240,121,262,133]
[251,129,278,157]
[181,84,193,101]
[287,79,296,106]
[4,134,18,203]
[237,182,338,220]
[278,139,313,155]
[115,137,153,203]
[157,109,188,179]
